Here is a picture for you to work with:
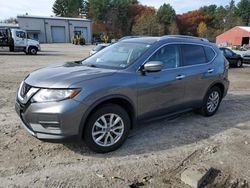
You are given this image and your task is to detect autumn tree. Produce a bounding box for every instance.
[127,4,149,32]
[157,3,176,34]
[132,8,164,36]
[197,22,208,37]
[168,21,179,34]
[176,10,212,36]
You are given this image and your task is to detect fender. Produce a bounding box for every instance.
[78,94,136,138]
[203,80,226,102]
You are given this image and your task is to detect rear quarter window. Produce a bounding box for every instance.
[181,44,206,66]
[204,46,216,62]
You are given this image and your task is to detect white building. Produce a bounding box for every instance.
[17,15,92,43]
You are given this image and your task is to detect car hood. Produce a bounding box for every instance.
[24,61,117,88]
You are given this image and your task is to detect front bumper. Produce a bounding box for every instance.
[243,56,250,64]
[15,98,88,140]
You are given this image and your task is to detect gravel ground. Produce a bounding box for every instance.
[0,44,250,188]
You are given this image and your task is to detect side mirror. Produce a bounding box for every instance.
[143,61,163,72]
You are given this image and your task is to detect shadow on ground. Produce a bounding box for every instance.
[64,93,250,157]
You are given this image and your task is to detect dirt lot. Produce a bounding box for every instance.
[0,44,250,188]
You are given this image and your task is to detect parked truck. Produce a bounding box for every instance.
[0,28,40,55]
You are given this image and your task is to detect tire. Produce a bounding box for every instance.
[199,86,222,117]
[9,46,14,52]
[84,104,130,153]
[28,46,38,55]
[236,59,242,68]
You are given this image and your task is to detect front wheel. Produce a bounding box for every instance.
[199,86,222,117]
[84,104,130,153]
[28,46,38,55]
[236,59,242,68]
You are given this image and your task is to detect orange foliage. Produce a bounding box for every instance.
[92,21,108,34]
[176,10,212,36]
[128,4,156,24]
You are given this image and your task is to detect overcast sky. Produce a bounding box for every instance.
[0,0,241,20]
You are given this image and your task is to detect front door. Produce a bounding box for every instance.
[137,44,186,120]
[14,30,27,47]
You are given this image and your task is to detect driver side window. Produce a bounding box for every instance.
[16,31,26,39]
[149,45,180,69]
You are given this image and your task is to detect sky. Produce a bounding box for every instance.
[0,0,241,20]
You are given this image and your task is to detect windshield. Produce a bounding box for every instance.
[93,44,107,51]
[82,42,151,69]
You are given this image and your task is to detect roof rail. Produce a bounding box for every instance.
[161,35,209,42]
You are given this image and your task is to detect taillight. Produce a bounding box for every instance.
[224,58,229,69]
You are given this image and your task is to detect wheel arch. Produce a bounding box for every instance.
[206,81,225,100]
[79,95,136,139]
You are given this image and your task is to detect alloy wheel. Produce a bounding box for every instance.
[207,91,220,113]
[92,113,124,147]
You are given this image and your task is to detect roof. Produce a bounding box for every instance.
[17,15,91,22]
[120,35,211,45]
[121,37,160,44]
[161,35,209,42]
[238,26,250,33]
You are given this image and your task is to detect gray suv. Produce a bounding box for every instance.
[15,36,229,153]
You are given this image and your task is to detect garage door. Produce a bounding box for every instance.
[51,26,66,43]
[75,27,88,42]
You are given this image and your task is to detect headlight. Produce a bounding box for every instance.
[32,89,80,102]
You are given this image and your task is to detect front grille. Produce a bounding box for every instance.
[20,82,31,98]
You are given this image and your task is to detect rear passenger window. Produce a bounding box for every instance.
[204,46,216,62]
[149,44,180,69]
[181,44,206,66]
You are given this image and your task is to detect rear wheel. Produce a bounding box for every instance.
[84,104,130,153]
[28,46,38,55]
[199,86,222,117]
[236,59,242,68]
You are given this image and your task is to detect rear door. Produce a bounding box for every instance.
[179,44,216,107]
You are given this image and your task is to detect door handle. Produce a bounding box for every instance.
[207,68,214,73]
[176,75,186,80]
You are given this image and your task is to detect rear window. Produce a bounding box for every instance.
[181,44,206,66]
[204,46,216,61]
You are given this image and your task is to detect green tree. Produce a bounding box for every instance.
[200,5,217,27]
[200,5,217,17]
[89,0,138,37]
[237,0,250,25]
[53,0,87,17]
[223,0,244,30]
[157,3,176,34]
[88,0,110,20]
